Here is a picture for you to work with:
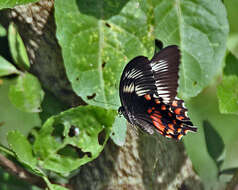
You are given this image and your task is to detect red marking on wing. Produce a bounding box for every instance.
[155,99,160,104]
[161,105,166,110]
[177,116,185,120]
[147,108,152,114]
[174,108,182,115]
[168,123,175,130]
[151,119,165,132]
[144,94,151,101]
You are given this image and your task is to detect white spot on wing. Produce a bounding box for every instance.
[123,83,135,93]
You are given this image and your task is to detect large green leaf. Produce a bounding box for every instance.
[8,73,44,113]
[152,0,229,98]
[0,0,38,9]
[55,0,228,107]
[0,56,19,77]
[33,105,116,173]
[55,0,154,108]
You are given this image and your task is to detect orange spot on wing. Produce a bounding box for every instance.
[174,108,182,115]
[152,120,165,132]
[150,115,162,124]
[161,105,166,110]
[144,94,151,101]
[173,120,177,124]
[155,99,160,104]
[177,116,185,120]
[168,123,175,130]
[152,113,162,118]
[152,107,155,110]
[168,112,172,117]
[177,128,182,133]
[147,108,152,114]
[172,100,178,107]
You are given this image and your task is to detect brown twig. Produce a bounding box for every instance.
[0,153,47,188]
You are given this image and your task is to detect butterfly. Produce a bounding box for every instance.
[118,45,197,140]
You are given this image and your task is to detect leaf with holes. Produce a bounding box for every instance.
[55,0,154,108]
[0,56,19,77]
[0,0,38,9]
[33,105,116,173]
[55,0,228,108]
[8,73,44,113]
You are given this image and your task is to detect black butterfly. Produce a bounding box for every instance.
[118,45,197,140]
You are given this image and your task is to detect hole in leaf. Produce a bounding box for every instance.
[112,132,115,136]
[102,61,106,68]
[154,39,163,50]
[105,22,111,28]
[193,81,197,86]
[87,93,96,100]
[98,129,107,145]
[68,126,79,137]
[76,147,92,158]
[27,126,40,144]
[52,123,65,142]
[76,77,79,81]
[57,145,79,159]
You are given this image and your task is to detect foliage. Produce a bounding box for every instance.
[0,0,237,190]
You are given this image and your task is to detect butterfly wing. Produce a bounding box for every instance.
[119,45,196,139]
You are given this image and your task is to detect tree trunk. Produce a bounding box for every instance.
[0,1,203,189]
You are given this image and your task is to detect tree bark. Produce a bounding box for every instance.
[0,1,203,189]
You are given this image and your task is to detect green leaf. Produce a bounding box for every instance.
[8,73,44,113]
[55,0,228,107]
[183,88,238,189]
[8,23,30,70]
[7,130,37,169]
[55,0,153,108]
[0,0,38,9]
[225,0,238,58]
[223,52,238,76]
[152,0,229,98]
[33,105,116,173]
[217,75,238,115]
[0,79,41,147]
[0,24,6,37]
[110,116,127,146]
[203,120,225,168]
[0,56,19,77]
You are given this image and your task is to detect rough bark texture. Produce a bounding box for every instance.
[0,1,203,190]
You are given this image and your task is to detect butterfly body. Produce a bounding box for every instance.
[119,45,197,140]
